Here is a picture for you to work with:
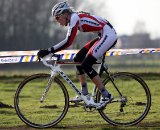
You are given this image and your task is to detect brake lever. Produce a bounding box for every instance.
[51,54,61,61]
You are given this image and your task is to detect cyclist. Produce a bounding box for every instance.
[37,1,117,109]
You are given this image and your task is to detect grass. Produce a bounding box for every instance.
[0,68,160,129]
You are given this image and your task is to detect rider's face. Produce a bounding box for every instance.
[55,14,67,26]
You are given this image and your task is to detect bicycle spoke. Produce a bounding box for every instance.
[14,74,69,128]
[97,72,151,126]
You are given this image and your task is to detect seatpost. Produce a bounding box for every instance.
[101,54,105,66]
[98,54,106,77]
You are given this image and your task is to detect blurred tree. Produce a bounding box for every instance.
[0,0,57,51]
[0,0,105,51]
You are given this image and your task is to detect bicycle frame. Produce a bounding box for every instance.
[40,55,123,107]
[41,57,101,107]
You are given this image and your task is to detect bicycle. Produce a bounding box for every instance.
[14,54,151,128]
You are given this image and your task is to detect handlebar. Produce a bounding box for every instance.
[40,53,104,68]
[40,54,61,69]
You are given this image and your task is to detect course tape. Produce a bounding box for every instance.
[0,48,160,64]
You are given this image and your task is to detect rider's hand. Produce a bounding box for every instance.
[37,47,55,61]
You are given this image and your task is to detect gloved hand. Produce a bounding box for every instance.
[37,47,55,61]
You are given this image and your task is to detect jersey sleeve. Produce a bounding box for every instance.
[53,13,79,53]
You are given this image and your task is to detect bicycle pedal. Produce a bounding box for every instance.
[83,104,96,112]
[69,100,80,104]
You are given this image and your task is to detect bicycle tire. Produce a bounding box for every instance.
[14,74,69,128]
[96,72,151,126]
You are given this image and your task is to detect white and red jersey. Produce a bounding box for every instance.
[53,12,111,53]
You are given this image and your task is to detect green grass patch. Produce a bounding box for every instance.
[0,71,160,129]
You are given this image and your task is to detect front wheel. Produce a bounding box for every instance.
[96,72,151,126]
[14,74,69,128]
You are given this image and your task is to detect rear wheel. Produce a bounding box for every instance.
[14,74,69,128]
[96,72,151,126]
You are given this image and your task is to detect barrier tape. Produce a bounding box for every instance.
[0,48,160,64]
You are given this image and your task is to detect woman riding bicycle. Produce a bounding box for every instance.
[37,1,117,107]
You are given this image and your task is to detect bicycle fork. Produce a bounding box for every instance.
[40,77,53,103]
[40,65,59,103]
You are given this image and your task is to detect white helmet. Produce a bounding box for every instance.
[52,1,70,17]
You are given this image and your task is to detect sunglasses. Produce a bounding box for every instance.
[55,16,60,21]
[55,14,63,21]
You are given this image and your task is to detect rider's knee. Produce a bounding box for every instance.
[75,65,85,75]
[81,55,97,79]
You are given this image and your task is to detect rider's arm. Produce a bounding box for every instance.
[52,14,79,53]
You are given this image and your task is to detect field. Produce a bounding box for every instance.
[0,55,160,130]
[0,68,160,130]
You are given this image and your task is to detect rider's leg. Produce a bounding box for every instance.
[74,48,88,95]
[78,74,88,96]
[74,38,99,96]
[81,24,117,98]
[92,75,110,97]
[81,55,110,98]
